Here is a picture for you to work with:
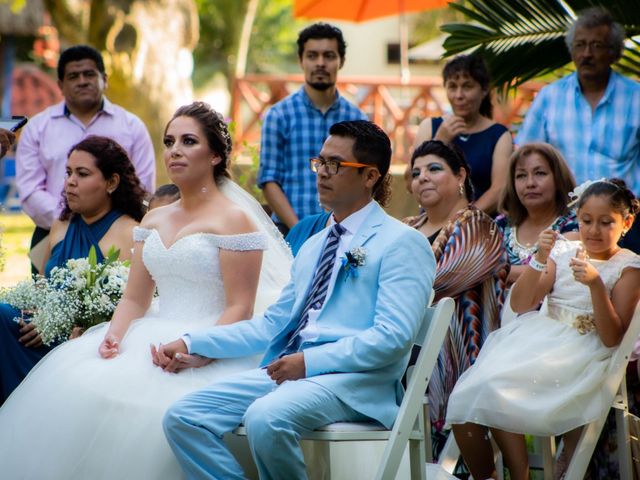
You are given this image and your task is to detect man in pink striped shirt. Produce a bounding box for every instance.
[16,45,155,271]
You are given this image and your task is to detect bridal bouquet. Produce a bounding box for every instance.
[0,246,129,346]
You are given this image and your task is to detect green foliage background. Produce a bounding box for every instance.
[193,0,303,90]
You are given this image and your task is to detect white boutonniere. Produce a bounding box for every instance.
[341,247,367,279]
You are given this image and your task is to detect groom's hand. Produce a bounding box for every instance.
[151,339,187,370]
[151,340,213,373]
[266,353,306,384]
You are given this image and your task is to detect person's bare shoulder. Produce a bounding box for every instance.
[139,202,176,230]
[414,117,434,147]
[49,218,69,246]
[216,203,259,235]
[113,215,139,233]
[109,215,139,246]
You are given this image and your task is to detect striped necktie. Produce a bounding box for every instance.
[280,223,346,356]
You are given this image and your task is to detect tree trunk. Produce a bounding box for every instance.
[45,0,199,184]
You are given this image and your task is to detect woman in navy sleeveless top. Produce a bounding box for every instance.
[414,53,513,215]
[0,136,146,404]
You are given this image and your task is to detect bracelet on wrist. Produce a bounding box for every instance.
[528,257,546,272]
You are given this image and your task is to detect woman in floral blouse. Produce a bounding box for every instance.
[496,142,578,286]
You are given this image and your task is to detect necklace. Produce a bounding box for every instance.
[508,215,562,262]
[458,134,470,142]
[508,226,538,262]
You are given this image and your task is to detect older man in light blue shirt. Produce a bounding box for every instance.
[516,7,640,251]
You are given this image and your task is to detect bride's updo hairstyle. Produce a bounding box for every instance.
[168,102,232,184]
[576,178,640,219]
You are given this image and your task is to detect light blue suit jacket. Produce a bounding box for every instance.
[188,203,436,428]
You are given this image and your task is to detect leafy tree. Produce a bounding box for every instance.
[441,0,640,90]
[194,0,249,84]
[194,0,302,90]
[412,7,464,46]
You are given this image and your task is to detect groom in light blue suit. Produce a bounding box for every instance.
[158,120,436,479]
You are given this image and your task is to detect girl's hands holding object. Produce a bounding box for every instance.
[535,229,557,264]
[570,244,601,287]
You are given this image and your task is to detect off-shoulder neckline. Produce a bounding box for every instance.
[134,227,263,250]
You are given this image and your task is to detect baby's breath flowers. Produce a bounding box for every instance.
[0,246,129,345]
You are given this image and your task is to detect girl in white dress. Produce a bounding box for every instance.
[0,102,292,479]
[446,178,640,480]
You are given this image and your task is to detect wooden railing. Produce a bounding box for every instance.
[231,74,542,163]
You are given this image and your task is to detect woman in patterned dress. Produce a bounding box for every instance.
[406,140,508,457]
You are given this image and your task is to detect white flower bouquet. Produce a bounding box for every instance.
[0,246,129,346]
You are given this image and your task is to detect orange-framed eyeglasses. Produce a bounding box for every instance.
[309,158,378,175]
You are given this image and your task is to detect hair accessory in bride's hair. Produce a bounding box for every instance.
[568,178,608,207]
[212,111,232,160]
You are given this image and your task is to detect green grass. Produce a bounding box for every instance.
[1,213,33,255]
[0,213,34,278]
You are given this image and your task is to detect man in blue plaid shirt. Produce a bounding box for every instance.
[516,7,640,251]
[258,23,366,234]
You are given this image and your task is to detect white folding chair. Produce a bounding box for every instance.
[234,297,454,480]
[558,301,640,480]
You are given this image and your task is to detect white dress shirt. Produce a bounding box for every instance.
[298,200,376,344]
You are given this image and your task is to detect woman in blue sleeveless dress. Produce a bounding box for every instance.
[0,135,145,403]
[414,53,513,214]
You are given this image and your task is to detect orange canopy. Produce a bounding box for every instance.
[293,0,449,22]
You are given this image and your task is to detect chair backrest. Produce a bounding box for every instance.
[500,288,517,325]
[560,301,640,480]
[603,301,640,398]
[428,288,435,306]
[375,297,454,480]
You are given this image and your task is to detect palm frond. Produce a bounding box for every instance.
[442,0,640,89]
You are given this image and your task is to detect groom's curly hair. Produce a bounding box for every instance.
[329,120,392,206]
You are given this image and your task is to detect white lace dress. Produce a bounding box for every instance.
[446,241,640,436]
[0,228,279,480]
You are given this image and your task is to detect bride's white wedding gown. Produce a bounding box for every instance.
[0,184,293,480]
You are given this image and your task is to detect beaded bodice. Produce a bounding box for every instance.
[134,227,267,323]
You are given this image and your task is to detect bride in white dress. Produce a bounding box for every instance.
[0,102,292,480]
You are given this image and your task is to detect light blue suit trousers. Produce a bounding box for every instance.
[163,368,367,479]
